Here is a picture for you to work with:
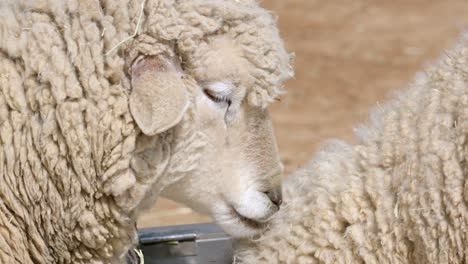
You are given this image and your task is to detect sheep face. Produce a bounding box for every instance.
[129,38,284,237]
[162,80,284,238]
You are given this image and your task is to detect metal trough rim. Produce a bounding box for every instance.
[137,222,233,263]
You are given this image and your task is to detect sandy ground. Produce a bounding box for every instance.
[138,0,468,228]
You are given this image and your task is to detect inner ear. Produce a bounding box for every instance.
[129,55,189,136]
[131,55,180,79]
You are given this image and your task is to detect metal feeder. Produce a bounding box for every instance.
[138,223,233,263]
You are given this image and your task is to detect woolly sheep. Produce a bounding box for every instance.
[235,32,468,264]
[0,0,293,263]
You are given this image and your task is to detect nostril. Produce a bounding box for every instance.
[266,186,283,207]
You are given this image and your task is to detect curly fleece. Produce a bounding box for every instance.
[0,0,292,263]
[236,32,468,264]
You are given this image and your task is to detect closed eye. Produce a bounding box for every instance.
[203,89,231,105]
[203,81,233,106]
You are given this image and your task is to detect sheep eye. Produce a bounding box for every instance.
[202,81,233,108]
[203,89,231,105]
[202,81,237,125]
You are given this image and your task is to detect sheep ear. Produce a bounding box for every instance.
[130,56,188,136]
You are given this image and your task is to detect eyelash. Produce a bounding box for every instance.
[203,89,231,105]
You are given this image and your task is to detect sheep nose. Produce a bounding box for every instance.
[266,185,283,207]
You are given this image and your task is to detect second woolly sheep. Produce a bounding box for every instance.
[235,31,468,264]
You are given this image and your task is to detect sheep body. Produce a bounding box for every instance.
[236,32,468,264]
[0,0,292,263]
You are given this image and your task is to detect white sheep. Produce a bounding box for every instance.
[0,0,293,263]
[235,31,468,264]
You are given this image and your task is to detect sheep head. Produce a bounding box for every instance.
[128,36,284,238]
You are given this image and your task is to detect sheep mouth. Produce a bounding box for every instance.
[229,205,265,230]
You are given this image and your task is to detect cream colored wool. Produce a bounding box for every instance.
[0,0,292,263]
[235,32,468,264]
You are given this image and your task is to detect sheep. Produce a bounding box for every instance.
[235,31,468,264]
[0,0,293,263]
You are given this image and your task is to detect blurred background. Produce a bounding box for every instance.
[138,0,468,228]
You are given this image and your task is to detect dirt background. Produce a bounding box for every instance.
[138,0,468,228]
